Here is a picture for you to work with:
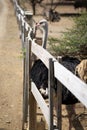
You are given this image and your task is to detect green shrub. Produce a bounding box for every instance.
[48,12,87,59]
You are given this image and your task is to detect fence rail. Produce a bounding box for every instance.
[12,0,87,130]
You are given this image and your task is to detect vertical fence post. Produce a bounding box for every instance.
[28,40,37,130]
[56,81,62,130]
[22,20,27,130]
[27,14,37,130]
[48,58,54,130]
[22,13,33,130]
[56,57,62,130]
[21,21,25,48]
[22,13,37,130]
[48,58,62,130]
[22,20,28,130]
[22,37,30,130]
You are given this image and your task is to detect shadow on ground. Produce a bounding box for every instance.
[0,128,7,130]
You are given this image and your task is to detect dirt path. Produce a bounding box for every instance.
[0,0,23,130]
[0,0,8,39]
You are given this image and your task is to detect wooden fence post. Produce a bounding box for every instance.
[21,21,25,48]
[49,58,62,130]
[27,14,37,130]
[56,57,62,130]
[28,39,37,130]
[56,81,62,130]
[22,37,29,130]
[48,58,54,130]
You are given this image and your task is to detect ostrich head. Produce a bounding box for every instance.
[37,19,48,30]
[36,19,48,49]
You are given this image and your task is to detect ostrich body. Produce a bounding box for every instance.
[74,0,87,11]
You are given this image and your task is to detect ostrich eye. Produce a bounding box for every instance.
[40,21,44,25]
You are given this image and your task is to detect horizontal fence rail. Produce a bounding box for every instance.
[31,82,49,124]
[12,0,87,130]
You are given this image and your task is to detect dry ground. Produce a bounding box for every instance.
[0,0,23,130]
[0,0,87,130]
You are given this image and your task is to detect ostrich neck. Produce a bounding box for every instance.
[42,27,48,49]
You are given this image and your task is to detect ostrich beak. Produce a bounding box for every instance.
[34,23,40,31]
[35,22,40,28]
[35,22,43,32]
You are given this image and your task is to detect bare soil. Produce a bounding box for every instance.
[0,0,23,130]
[0,0,87,130]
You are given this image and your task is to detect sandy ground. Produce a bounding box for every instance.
[0,0,23,130]
[0,0,87,130]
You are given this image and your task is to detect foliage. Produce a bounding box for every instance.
[48,12,87,59]
[20,48,26,59]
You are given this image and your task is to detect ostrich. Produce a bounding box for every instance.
[30,19,80,129]
[36,19,48,49]
[75,59,87,83]
[74,0,87,11]
[31,19,80,101]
